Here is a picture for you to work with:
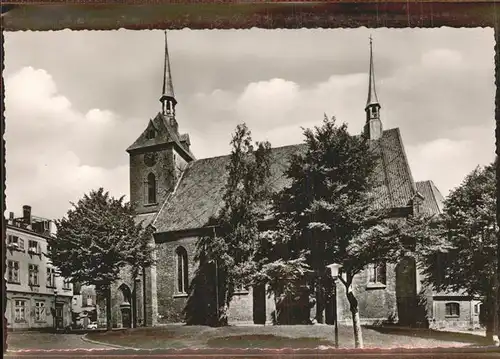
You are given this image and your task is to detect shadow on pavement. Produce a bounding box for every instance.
[363,325,491,346]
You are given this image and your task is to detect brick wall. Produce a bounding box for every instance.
[336,263,399,325]
[155,237,197,323]
[129,146,178,215]
[155,236,277,325]
[430,298,481,330]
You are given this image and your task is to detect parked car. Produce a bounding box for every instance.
[87,322,98,330]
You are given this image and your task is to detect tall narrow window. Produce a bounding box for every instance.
[147,173,157,204]
[46,267,55,287]
[176,246,188,294]
[34,301,46,322]
[14,300,27,322]
[8,261,20,283]
[29,264,39,286]
[369,263,387,285]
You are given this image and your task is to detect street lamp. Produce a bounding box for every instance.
[326,263,342,348]
[53,289,58,331]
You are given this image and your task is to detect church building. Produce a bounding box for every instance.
[115,32,478,329]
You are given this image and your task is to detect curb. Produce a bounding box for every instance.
[81,334,137,350]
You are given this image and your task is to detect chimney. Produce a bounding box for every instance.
[23,205,32,226]
[8,212,14,225]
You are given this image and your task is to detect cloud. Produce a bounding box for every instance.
[406,134,495,197]
[5,67,129,219]
[4,29,495,219]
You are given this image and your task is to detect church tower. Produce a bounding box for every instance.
[364,36,383,140]
[127,31,195,215]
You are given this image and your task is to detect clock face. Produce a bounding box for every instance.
[144,152,157,167]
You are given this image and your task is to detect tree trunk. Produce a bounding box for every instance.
[106,284,112,331]
[485,294,495,342]
[346,284,363,348]
[315,276,324,324]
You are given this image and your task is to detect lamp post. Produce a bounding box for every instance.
[53,289,58,331]
[326,263,342,349]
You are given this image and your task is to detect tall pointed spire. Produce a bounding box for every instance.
[366,35,380,108]
[364,35,383,140]
[160,30,177,117]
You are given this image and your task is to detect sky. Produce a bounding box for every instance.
[4,28,496,220]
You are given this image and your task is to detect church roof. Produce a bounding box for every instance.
[416,180,445,215]
[153,127,418,234]
[366,37,380,108]
[126,112,194,160]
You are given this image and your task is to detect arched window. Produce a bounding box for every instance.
[147,173,156,204]
[176,246,188,294]
[445,302,460,317]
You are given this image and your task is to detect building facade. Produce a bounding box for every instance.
[113,33,480,330]
[5,205,73,330]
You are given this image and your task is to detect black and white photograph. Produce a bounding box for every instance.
[3,27,497,352]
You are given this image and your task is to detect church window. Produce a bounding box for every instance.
[368,263,386,285]
[146,173,157,204]
[445,302,460,317]
[146,128,156,140]
[175,246,188,294]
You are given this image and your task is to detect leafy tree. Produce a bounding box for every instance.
[417,163,497,339]
[48,188,154,331]
[187,123,272,326]
[258,116,407,348]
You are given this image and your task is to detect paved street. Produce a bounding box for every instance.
[6,332,115,351]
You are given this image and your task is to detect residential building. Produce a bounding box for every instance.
[5,205,73,330]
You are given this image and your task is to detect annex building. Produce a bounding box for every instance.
[103,33,480,330]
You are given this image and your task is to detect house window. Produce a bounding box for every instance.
[369,263,387,285]
[445,302,460,317]
[474,303,481,316]
[176,246,188,294]
[28,240,40,254]
[29,264,39,286]
[14,300,27,322]
[7,260,20,283]
[34,301,46,322]
[7,235,24,250]
[147,173,157,204]
[63,278,71,290]
[46,267,55,287]
[86,297,93,306]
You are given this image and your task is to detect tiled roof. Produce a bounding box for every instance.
[134,212,157,228]
[126,112,195,160]
[416,180,445,215]
[153,127,417,234]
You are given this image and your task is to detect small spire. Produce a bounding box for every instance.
[160,30,177,117]
[366,35,380,108]
[364,35,382,141]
